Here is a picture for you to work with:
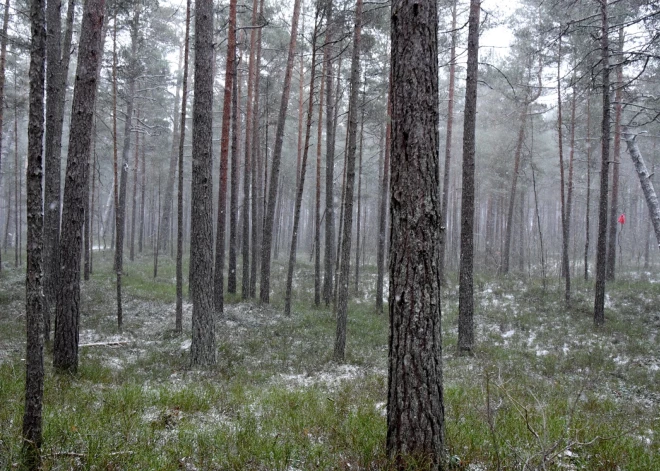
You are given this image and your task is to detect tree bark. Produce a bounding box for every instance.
[0,0,10,274]
[228,49,240,295]
[314,51,326,307]
[214,0,237,314]
[22,0,46,464]
[130,107,140,262]
[376,80,391,314]
[190,0,216,365]
[458,0,481,353]
[584,93,591,281]
[53,0,105,373]
[259,0,302,303]
[354,84,365,294]
[594,0,610,327]
[387,0,445,466]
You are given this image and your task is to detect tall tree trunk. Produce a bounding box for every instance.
[228,50,240,294]
[565,81,576,297]
[139,135,146,253]
[387,0,445,466]
[376,80,391,314]
[354,87,365,295]
[53,0,105,373]
[439,0,456,287]
[594,0,610,327]
[606,27,624,281]
[43,0,75,341]
[176,0,191,332]
[259,0,303,303]
[314,51,326,307]
[284,14,320,316]
[334,0,363,362]
[159,45,183,252]
[115,7,140,332]
[322,0,336,306]
[214,0,237,314]
[584,93,591,280]
[22,0,46,464]
[189,0,216,365]
[458,0,481,354]
[130,108,140,262]
[0,0,9,273]
[249,0,265,299]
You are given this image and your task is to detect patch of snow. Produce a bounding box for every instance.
[501,329,515,338]
[535,349,549,357]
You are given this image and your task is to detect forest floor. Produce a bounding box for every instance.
[0,250,659,470]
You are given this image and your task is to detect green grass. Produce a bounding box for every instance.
[0,252,658,469]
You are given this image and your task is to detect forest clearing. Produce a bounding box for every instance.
[1,252,658,469]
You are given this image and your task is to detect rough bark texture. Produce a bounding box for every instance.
[22,0,46,465]
[458,0,481,353]
[322,0,335,306]
[623,130,660,251]
[189,0,216,365]
[259,0,302,303]
[376,83,391,314]
[334,0,363,362]
[0,0,10,274]
[176,0,191,333]
[387,0,445,467]
[594,0,610,327]
[214,0,237,314]
[53,0,105,373]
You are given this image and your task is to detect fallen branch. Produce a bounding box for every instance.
[79,341,129,348]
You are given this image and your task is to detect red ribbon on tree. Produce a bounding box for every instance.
[618,213,626,225]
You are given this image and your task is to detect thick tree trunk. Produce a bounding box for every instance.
[284,15,320,316]
[53,0,105,373]
[214,0,237,314]
[176,0,191,333]
[387,0,445,466]
[190,0,216,365]
[594,0,610,327]
[22,0,46,465]
[259,0,302,303]
[623,130,660,251]
[334,0,363,362]
[322,0,336,306]
[458,0,481,354]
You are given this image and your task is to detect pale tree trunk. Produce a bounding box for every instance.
[565,81,576,299]
[284,13,320,316]
[214,0,237,314]
[314,52,326,307]
[228,50,240,294]
[623,129,660,252]
[439,0,456,286]
[556,34,570,304]
[54,0,105,373]
[22,0,46,465]
[176,0,191,333]
[458,0,481,354]
[130,108,140,262]
[354,84,365,294]
[387,0,445,466]
[584,93,591,280]
[322,0,336,306]
[334,0,363,362]
[259,0,303,303]
[190,0,216,365]
[139,135,146,252]
[594,0,610,327]
[606,27,624,280]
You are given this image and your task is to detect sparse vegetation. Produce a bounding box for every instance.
[0,254,658,470]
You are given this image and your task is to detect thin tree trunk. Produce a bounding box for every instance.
[458,0,481,354]
[376,80,391,314]
[54,0,105,373]
[606,27,624,281]
[139,133,146,253]
[314,51,325,307]
[130,107,140,262]
[354,84,365,294]
[584,93,591,280]
[259,0,303,303]
[214,0,237,314]
[228,49,240,294]
[0,0,9,273]
[565,81,576,291]
[322,0,336,306]
[176,0,191,333]
[22,0,46,464]
[334,0,363,362]
[594,0,610,327]
[557,34,570,304]
[154,173,160,278]
[284,13,320,316]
